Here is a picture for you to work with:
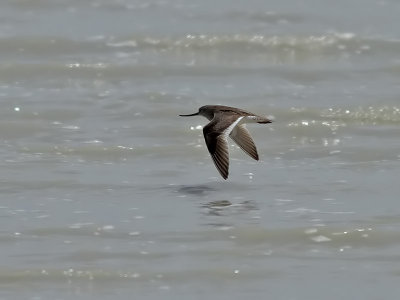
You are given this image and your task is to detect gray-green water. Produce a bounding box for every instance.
[1,0,400,299]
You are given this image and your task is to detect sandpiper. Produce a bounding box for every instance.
[180,105,272,179]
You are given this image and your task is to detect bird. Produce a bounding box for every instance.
[180,105,272,179]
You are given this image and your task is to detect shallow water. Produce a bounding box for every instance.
[1,0,400,299]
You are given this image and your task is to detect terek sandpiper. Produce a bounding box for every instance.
[180,105,272,179]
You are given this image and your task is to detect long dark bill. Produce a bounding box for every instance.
[179,112,199,117]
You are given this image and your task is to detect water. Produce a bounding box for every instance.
[1,0,400,299]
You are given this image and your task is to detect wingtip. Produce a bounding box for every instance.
[218,168,229,180]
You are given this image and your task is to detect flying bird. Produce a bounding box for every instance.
[180,105,272,179]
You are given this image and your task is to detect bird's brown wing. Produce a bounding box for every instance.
[203,115,243,179]
[229,124,259,161]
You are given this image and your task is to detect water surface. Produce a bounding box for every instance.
[1,0,400,299]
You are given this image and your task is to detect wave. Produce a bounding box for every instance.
[321,106,400,124]
[1,33,400,60]
[12,223,400,250]
[106,32,400,58]
[273,106,400,126]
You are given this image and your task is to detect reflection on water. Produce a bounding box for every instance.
[202,200,232,216]
[202,200,259,217]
